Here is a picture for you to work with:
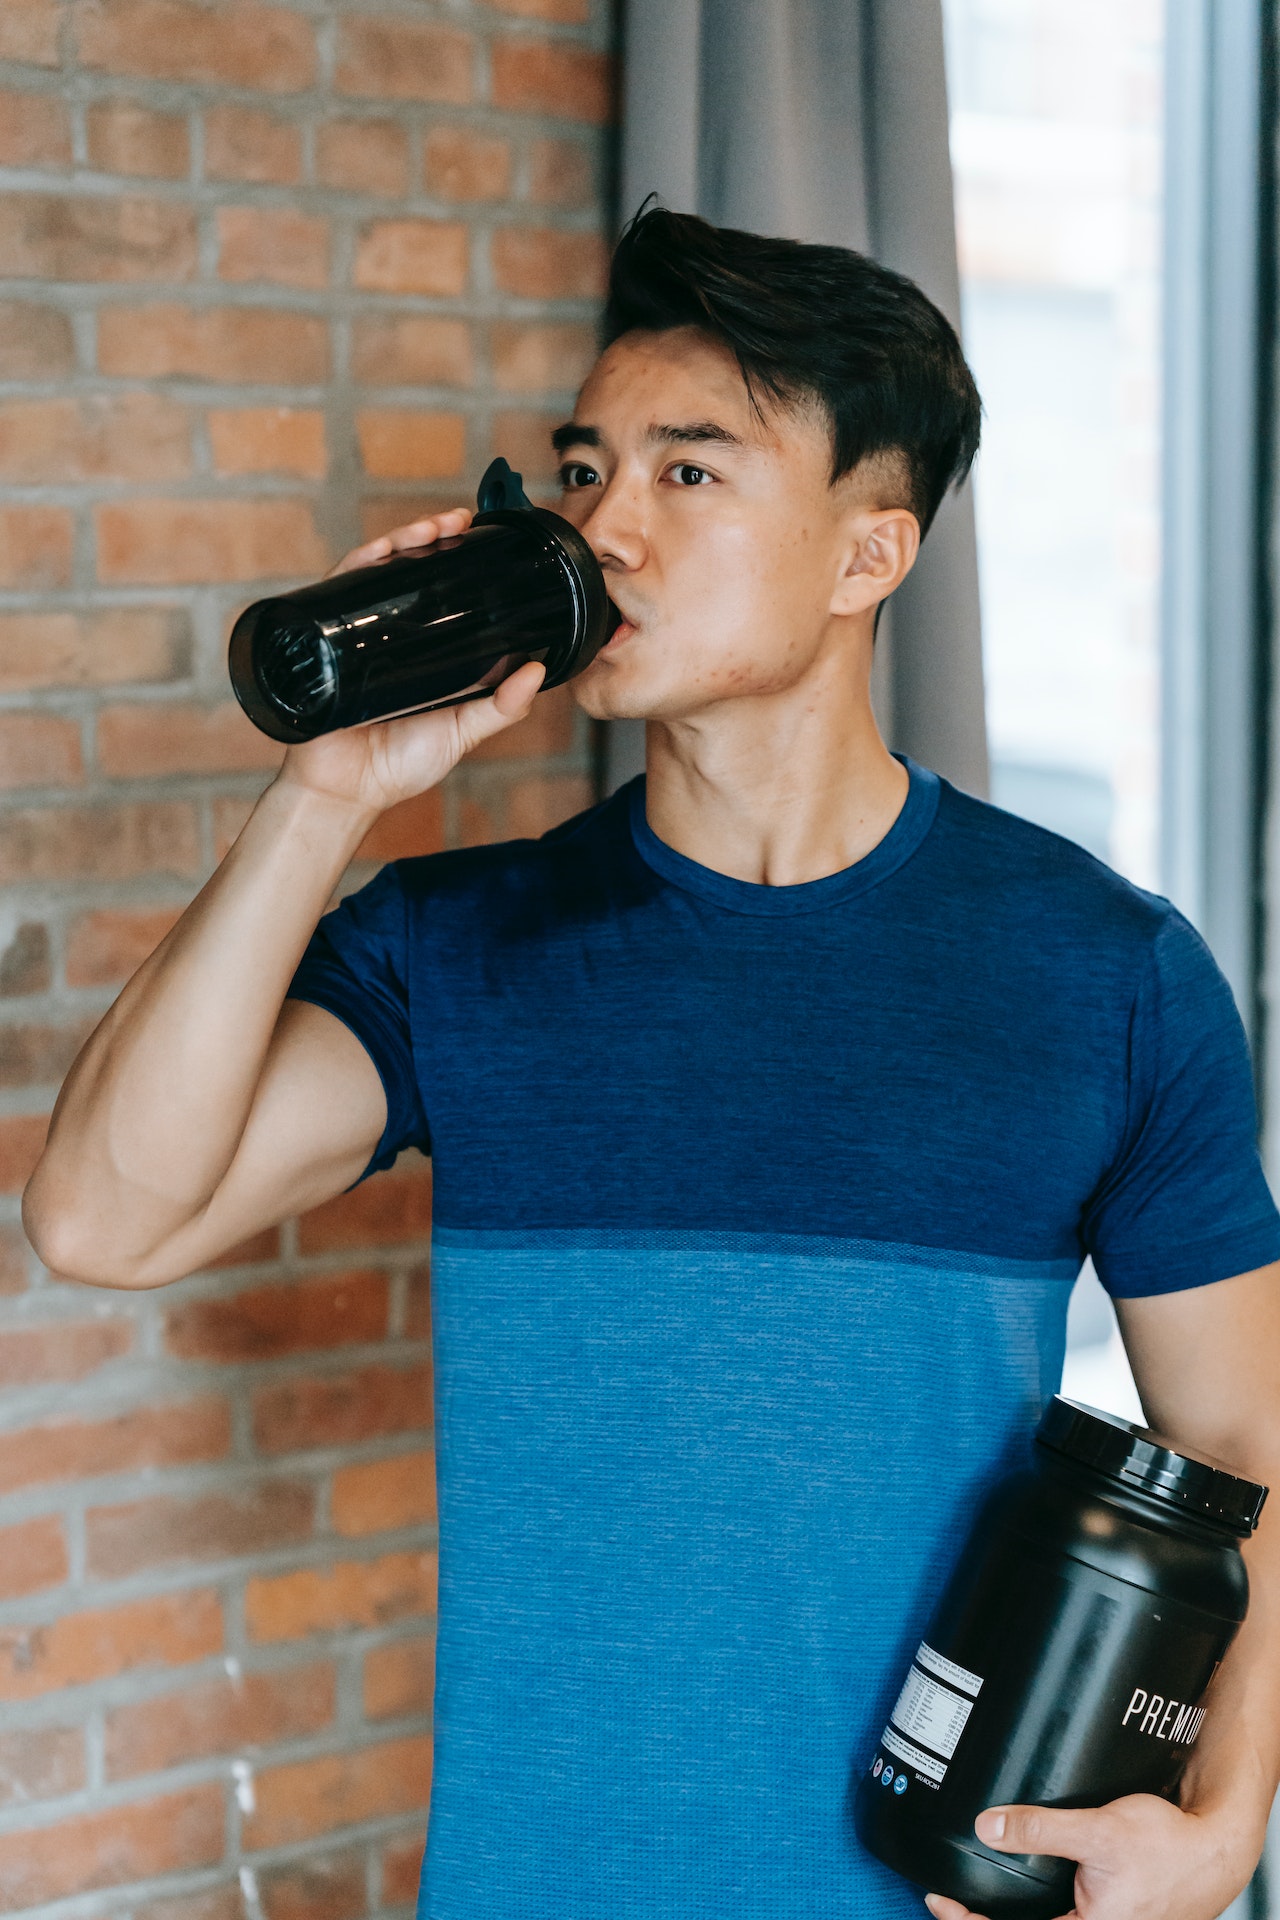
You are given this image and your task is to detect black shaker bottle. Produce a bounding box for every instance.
[856,1397,1266,1919]
[228,458,616,743]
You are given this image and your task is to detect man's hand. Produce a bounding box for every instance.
[277,506,547,822]
[924,1794,1258,1920]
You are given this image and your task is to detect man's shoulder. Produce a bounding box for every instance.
[929,776,1183,968]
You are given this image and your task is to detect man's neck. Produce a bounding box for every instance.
[642,671,910,889]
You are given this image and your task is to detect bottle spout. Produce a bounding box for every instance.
[476,457,534,513]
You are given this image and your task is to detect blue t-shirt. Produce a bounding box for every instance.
[289,761,1280,1920]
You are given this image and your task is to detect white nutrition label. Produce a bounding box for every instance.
[915,1642,984,1698]
[889,1653,978,1761]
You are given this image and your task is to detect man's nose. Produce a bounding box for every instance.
[578,477,647,570]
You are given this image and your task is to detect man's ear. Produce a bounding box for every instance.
[830,508,921,618]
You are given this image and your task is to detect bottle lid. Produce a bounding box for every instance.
[1036,1396,1267,1536]
[476,455,534,513]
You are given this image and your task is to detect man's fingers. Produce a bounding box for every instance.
[927,1888,1076,1920]
[325,507,473,578]
[326,538,390,578]
[924,1893,978,1920]
[383,507,472,552]
[976,1803,1111,1863]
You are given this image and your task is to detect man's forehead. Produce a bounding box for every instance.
[581,329,753,415]
[560,329,802,455]
[593,323,744,383]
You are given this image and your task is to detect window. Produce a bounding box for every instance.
[944,0,1164,891]
[943,0,1167,1423]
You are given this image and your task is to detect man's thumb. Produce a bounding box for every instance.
[975,1803,1112,1863]
[455,661,546,749]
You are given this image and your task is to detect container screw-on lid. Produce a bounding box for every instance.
[1036,1397,1268,1536]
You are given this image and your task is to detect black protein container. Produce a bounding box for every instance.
[228,458,616,743]
[856,1397,1266,1919]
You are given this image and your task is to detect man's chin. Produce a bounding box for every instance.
[572,648,746,723]
[572,660,668,723]
[574,683,655,722]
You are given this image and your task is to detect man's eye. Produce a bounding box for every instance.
[671,463,713,486]
[559,462,600,490]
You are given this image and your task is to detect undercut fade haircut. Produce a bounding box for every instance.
[602,206,982,538]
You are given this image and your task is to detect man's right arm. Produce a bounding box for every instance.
[23,510,546,1290]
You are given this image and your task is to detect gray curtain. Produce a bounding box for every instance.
[606,0,988,797]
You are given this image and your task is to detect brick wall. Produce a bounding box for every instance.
[0,2,614,1912]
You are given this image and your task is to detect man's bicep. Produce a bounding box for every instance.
[1116,1264,1280,1472]
[135,999,389,1284]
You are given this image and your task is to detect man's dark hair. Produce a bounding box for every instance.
[601,206,981,537]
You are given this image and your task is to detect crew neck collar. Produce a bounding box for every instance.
[625,757,941,916]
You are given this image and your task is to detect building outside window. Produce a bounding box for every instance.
[942,0,1166,1423]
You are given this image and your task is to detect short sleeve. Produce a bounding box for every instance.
[287,863,429,1178]
[1084,909,1280,1296]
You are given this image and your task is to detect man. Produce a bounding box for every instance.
[25,209,1280,1920]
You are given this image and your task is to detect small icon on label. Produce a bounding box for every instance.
[881,1766,895,1788]
[872,1757,883,1778]
[894,1773,908,1795]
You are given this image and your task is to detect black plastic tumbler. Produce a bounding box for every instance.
[856,1398,1266,1919]
[229,458,616,744]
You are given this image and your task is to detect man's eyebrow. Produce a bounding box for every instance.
[551,422,601,453]
[549,420,748,456]
[644,420,746,449]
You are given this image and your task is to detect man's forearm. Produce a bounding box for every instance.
[1179,1442,1280,1861]
[1117,1279,1280,1875]
[24,776,375,1282]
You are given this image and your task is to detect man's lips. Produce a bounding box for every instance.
[602,599,640,652]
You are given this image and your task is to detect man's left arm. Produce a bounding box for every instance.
[927,1262,1280,1920]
